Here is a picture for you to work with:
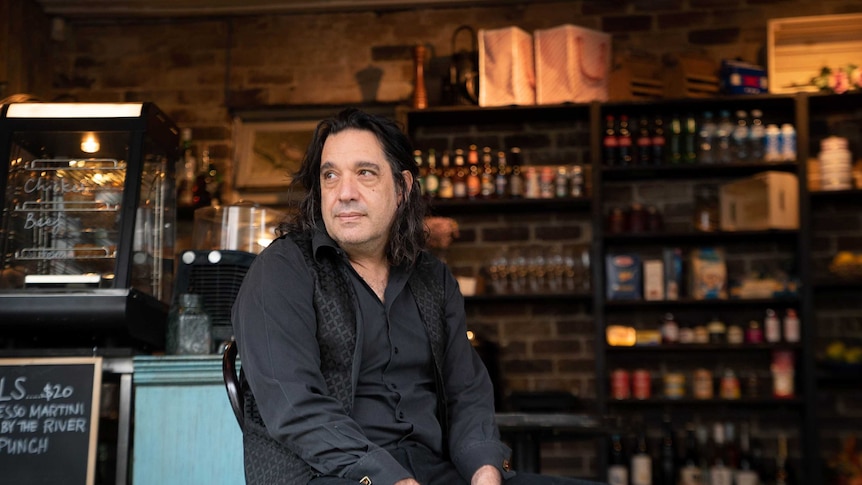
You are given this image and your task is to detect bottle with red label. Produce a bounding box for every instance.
[618,115,633,166]
[636,115,653,165]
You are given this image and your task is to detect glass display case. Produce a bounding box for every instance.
[0,102,179,351]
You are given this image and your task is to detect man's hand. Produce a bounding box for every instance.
[395,479,421,485]
[471,464,502,485]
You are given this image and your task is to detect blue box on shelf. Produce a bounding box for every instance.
[720,59,768,95]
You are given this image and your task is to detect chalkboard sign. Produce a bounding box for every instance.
[0,357,102,485]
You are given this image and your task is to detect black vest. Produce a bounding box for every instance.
[241,232,449,484]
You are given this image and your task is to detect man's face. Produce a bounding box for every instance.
[320,128,409,257]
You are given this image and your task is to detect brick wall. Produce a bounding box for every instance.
[12,0,862,478]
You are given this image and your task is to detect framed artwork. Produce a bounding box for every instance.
[233,118,317,189]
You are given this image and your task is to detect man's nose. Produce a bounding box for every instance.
[337,174,359,200]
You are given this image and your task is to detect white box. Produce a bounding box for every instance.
[719,171,799,231]
[478,26,535,107]
[643,259,665,301]
[534,24,611,105]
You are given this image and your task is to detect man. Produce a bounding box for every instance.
[232,108,600,485]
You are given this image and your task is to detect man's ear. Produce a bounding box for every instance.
[401,170,414,202]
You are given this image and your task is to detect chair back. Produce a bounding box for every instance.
[222,339,244,430]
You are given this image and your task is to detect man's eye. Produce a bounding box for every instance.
[359,169,375,177]
[322,171,336,180]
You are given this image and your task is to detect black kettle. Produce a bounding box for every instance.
[444,25,479,105]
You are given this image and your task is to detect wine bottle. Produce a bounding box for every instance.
[631,425,653,485]
[679,423,703,485]
[608,431,629,485]
[658,415,677,485]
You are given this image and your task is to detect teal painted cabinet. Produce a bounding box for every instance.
[132,356,243,484]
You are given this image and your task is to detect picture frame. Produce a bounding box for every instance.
[233,117,318,190]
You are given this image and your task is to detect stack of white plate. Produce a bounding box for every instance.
[819,136,853,191]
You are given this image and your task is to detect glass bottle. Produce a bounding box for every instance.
[509,148,525,198]
[480,146,496,198]
[679,423,703,485]
[693,184,719,232]
[425,149,440,198]
[603,114,619,166]
[608,431,629,485]
[631,425,653,485]
[618,115,633,166]
[177,128,196,208]
[166,293,213,355]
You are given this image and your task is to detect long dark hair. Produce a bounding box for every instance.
[278,108,428,266]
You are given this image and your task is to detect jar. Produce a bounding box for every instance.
[606,207,626,234]
[719,369,741,399]
[628,203,647,233]
[664,372,686,399]
[632,369,651,399]
[611,369,631,399]
[166,293,213,355]
[692,368,714,399]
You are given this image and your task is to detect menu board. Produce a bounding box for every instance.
[0,357,102,485]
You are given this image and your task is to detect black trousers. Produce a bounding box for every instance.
[307,445,604,485]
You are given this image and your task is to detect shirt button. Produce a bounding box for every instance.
[391,383,398,389]
[398,411,405,419]
[394,347,399,354]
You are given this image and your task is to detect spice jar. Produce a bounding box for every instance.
[606,207,626,234]
[166,293,213,355]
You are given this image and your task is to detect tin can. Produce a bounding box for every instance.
[663,372,686,399]
[693,368,714,399]
[632,369,651,399]
[611,369,630,399]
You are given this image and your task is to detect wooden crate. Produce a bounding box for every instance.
[662,52,719,99]
[768,13,862,94]
[608,50,664,101]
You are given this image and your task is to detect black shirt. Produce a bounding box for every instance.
[232,229,511,484]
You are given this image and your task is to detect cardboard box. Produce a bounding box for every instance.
[605,253,642,300]
[689,247,727,300]
[662,248,683,300]
[720,171,799,231]
[643,259,665,301]
[534,24,611,104]
[768,13,862,94]
[478,26,535,107]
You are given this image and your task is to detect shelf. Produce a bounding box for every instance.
[603,297,799,310]
[428,196,590,215]
[601,161,798,181]
[404,103,591,128]
[809,189,862,203]
[606,396,804,407]
[466,291,592,304]
[812,277,862,291]
[603,229,798,245]
[605,343,802,353]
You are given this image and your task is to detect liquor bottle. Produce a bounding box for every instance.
[734,422,760,485]
[707,315,727,344]
[775,434,791,485]
[668,114,683,164]
[494,150,509,198]
[466,144,481,199]
[452,149,468,199]
[683,114,698,163]
[679,424,703,485]
[608,431,629,485]
[715,110,734,163]
[709,422,733,485]
[177,128,196,208]
[658,416,677,485]
[764,309,781,343]
[697,111,717,164]
[603,114,619,166]
[192,145,213,209]
[509,148,525,198]
[480,146,496,198]
[783,308,800,343]
[414,149,427,195]
[438,150,454,199]
[636,115,653,165]
[631,426,653,485]
[748,109,766,162]
[652,115,666,164]
[425,149,440,198]
[731,110,750,162]
[618,115,633,166]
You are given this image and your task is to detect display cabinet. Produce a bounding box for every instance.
[0,102,179,351]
